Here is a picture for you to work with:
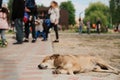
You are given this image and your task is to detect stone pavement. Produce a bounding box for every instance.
[0,34,119,80]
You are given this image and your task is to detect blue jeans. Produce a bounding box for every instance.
[0,29,6,42]
[14,19,24,42]
[36,31,46,40]
[79,26,82,34]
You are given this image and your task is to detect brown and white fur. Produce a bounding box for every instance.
[38,54,120,75]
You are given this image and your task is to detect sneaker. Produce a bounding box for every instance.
[4,41,8,46]
[13,42,23,45]
[0,41,8,47]
[41,39,47,41]
[32,39,36,43]
[53,40,59,43]
[23,39,29,42]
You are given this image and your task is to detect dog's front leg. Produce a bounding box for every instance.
[67,69,74,75]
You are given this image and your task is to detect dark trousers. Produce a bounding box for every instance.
[14,19,24,42]
[24,15,36,39]
[87,28,91,34]
[46,23,59,40]
[97,26,100,34]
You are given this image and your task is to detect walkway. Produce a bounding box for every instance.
[0,34,119,80]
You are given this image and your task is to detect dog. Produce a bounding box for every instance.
[38,54,120,75]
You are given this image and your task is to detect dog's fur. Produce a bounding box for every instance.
[38,54,120,75]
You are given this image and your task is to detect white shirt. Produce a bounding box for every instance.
[48,7,60,24]
[36,19,43,32]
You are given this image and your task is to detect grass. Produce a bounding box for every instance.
[7,30,15,34]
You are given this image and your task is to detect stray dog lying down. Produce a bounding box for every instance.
[38,54,120,75]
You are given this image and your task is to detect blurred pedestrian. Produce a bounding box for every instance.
[42,15,51,41]
[96,19,101,34]
[0,6,9,47]
[24,0,37,43]
[79,18,83,34]
[46,1,60,43]
[118,23,120,32]
[86,20,91,34]
[35,16,46,41]
[12,0,24,44]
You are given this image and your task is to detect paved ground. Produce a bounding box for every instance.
[0,34,120,80]
[0,34,53,80]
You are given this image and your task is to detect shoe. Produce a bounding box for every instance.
[53,40,59,43]
[41,39,47,41]
[23,39,29,42]
[32,39,36,43]
[3,41,8,46]
[13,42,23,45]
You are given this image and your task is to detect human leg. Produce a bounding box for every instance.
[14,19,24,44]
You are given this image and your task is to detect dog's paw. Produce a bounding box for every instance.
[114,71,120,75]
[67,72,74,75]
[52,70,61,74]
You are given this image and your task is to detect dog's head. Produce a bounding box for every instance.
[38,54,60,69]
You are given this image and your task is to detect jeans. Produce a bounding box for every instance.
[14,19,24,42]
[46,23,59,40]
[36,31,46,40]
[79,26,82,34]
[0,29,6,42]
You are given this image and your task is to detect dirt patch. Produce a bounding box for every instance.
[51,33,120,79]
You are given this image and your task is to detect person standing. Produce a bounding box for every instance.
[118,23,120,32]
[0,7,9,47]
[24,0,37,43]
[12,0,24,44]
[79,18,84,34]
[46,1,60,43]
[86,20,91,34]
[96,19,101,34]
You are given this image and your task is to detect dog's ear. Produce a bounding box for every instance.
[50,54,60,59]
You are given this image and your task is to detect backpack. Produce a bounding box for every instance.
[23,12,29,23]
[44,19,51,27]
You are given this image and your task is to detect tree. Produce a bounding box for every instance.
[60,1,76,25]
[84,2,110,27]
[110,0,120,24]
[8,0,13,21]
[37,4,45,8]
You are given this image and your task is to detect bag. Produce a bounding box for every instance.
[23,12,29,23]
[44,19,51,27]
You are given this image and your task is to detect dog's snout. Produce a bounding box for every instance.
[38,64,43,69]
[38,64,48,69]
